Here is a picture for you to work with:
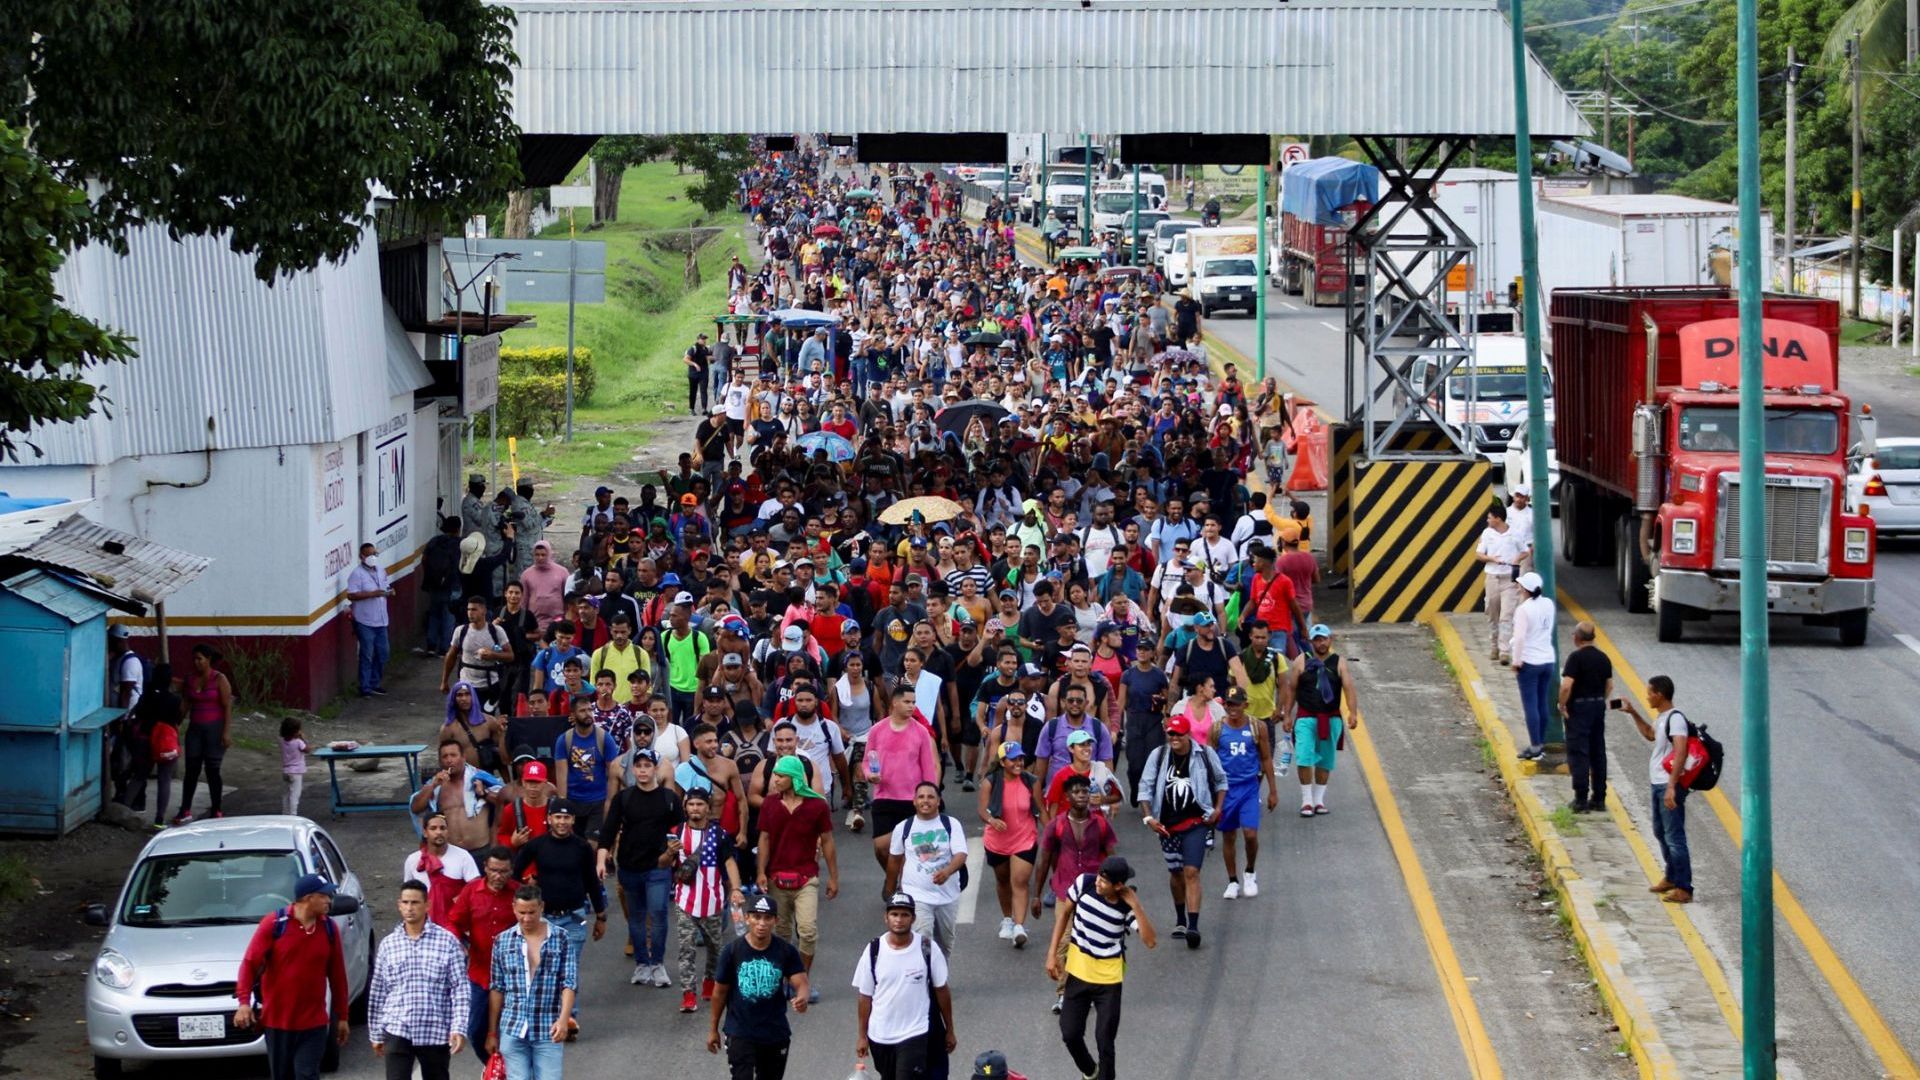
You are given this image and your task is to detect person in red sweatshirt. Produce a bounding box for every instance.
[233,873,350,1080]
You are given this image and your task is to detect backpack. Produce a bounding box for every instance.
[892,814,969,892]
[252,905,339,1006]
[1673,713,1725,791]
[864,932,948,1057]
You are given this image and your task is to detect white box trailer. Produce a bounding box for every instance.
[1535,194,1773,315]
[1431,168,1525,313]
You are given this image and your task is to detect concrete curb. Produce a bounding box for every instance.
[1426,613,1682,1080]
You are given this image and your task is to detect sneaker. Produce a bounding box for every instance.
[702,976,716,1001]
[631,965,649,985]
[1242,873,1259,898]
[998,917,1017,941]
[369,687,388,696]
[1313,804,1329,816]
[1186,929,1203,949]
[652,965,671,988]
[207,811,224,819]
[1170,924,1188,940]
[680,989,698,1013]
[808,988,821,1005]
[1051,993,1064,1015]
[961,777,977,793]
[625,941,635,957]
[1223,881,1242,900]
[849,811,866,833]
[1012,924,1028,948]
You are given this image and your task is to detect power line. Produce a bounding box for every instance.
[1608,69,1731,125]
[1525,0,1714,34]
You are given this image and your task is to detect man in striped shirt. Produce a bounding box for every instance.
[1044,856,1157,1080]
[672,788,745,1014]
[367,880,469,1080]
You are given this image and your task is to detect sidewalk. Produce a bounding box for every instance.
[1430,611,1744,1079]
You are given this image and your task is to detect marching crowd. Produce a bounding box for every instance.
[238,137,1366,1080]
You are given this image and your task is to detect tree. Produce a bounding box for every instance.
[0,123,136,461]
[1860,58,1920,280]
[589,136,671,223]
[668,136,755,218]
[1,0,521,280]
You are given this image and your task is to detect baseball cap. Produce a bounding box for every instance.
[594,485,614,496]
[680,493,698,506]
[1066,729,1094,747]
[1511,484,1532,498]
[673,591,696,606]
[1098,855,1136,884]
[1020,662,1045,678]
[998,741,1027,761]
[293,873,337,900]
[108,624,130,640]
[521,760,548,784]
[1309,623,1333,640]
[781,625,807,649]
[722,652,744,667]
[885,892,917,913]
[630,748,660,765]
[745,894,778,916]
[1517,571,1544,592]
[548,799,577,817]
[849,557,869,573]
[1190,610,1217,627]
[660,572,682,586]
[1068,642,1092,656]
[1164,716,1193,736]
[998,588,1018,600]
[704,685,728,700]
[973,1050,1013,1078]
[1224,686,1249,704]
[910,536,929,548]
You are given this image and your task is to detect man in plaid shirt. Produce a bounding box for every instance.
[487,882,578,1080]
[367,880,468,1080]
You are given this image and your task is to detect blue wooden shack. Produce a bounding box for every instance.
[0,570,122,834]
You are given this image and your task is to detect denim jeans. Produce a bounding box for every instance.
[424,590,456,654]
[499,1031,565,1080]
[618,866,673,966]
[466,980,491,1065]
[354,621,390,694]
[263,1025,328,1080]
[550,906,590,1013]
[1651,783,1692,892]
[1515,662,1556,749]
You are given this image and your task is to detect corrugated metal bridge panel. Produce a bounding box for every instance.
[505,0,1589,138]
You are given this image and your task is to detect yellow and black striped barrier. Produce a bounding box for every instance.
[1329,423,1460,577]
[1349,457,1494,622]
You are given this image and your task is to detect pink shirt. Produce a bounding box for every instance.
[520,561,570,629]
[864,719,939,801]
[282,737,307,775]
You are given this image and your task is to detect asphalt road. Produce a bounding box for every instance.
[1204,288,1920,1074]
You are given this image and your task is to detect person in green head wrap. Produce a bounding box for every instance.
[756,752,839,1001]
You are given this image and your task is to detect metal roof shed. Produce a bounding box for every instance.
[0,570,121,835]
[504,0,1588,138]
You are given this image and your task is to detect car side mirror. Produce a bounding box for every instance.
[328,895,361,916]
[84,903,109,927]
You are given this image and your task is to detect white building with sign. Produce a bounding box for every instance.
[0,219,446,707]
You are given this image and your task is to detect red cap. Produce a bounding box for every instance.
[1164,716,1192,736]
[522,761,548,783]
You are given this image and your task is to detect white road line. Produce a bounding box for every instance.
[1895,633,1920,658]
[1319,320,1344,334]
[955,837,986,925]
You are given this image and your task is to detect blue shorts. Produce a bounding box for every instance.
[1217,779,1263,833]
[1294,715,1345,772]
[1158,825,1210,872]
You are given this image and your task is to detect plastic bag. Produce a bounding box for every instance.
[484,1051,508,1080]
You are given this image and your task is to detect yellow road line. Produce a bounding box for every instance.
[1346,708,1506,1080]
[1428,614,1679,1080]
[1559,589,1920,1080]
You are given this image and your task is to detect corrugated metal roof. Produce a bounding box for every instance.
[0,504,212,609]
[385,303,434,400]
[1,569,113,624]
[505,0,1589,138]
[11,223,393,466]
[1544,194,1738,218]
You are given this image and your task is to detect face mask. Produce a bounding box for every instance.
[362,556,377,569]
[1169,612,1192,631]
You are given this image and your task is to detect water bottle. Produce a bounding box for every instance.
[846,1063,869,1080]
[730,903,746,937]
[1279,734,1295,771]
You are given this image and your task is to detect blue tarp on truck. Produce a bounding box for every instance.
[1279,158,1381,225]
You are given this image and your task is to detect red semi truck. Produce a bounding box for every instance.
[1275,212,1359,307]
[1549,286,1877,645]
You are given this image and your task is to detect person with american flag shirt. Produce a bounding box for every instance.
[672,787,746,1014]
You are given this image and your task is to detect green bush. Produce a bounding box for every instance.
[500,346,595,404]
[473,374,569,438]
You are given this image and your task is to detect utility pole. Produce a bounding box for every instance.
[1081,135,1093,246]
[1785,47,1799,290]
[1851,30,1864,319]
[1604,50,1613,149]
[1256,161,1268,380]
[1909,0,1918,63]
[1737,0,1777,1071]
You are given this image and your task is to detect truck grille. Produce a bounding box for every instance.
[1716,476,1830,573]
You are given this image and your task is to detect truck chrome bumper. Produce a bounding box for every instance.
[1656,570,1874,615]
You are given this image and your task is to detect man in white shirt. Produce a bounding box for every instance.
[1475,506,1524,663]
[1507,486,1536,573]
[852,894,955,1080]
[1192,516,1238,579]
[1078,502,1124,581]
[402,812,481,926]
[1620,675,1695,904]
[884,782,970,960]
[1508,571,1558,761]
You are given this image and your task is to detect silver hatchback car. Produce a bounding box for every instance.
[84,817,373,1078]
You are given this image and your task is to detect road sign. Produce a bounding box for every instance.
[1278,143,1310,170]
[550,184,594,210]
[462,333,501,416]
[1446,264,1475,291]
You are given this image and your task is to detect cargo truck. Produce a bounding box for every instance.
[1549,286,1876,645]
[1182,226,1260,316]
[1275,157,1378,307]
[1537,195,1771,309]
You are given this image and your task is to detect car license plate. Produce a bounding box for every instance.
[177,1015,225,1040]
[1766,583,1782,600]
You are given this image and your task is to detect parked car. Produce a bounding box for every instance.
[85,817,373,1079]
[1152,219,1199,273]
[1845,435,1920,535]
[1502,422,1561,508]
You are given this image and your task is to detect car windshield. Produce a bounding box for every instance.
[1159,222,1197,240]
[1874,445,1920,470]
[1205,258,1258,277]
[1445,371,1552,402]
[119,850,304,927]
[1095,192,1135,213]
[1678,407,1839,455]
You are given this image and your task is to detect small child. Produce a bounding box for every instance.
[150,713,180,829]
[280,717,308,816]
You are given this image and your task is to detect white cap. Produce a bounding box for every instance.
[1217,403,1233,417]
[1516,571,1544,593]
[1511,484,1531,498]
[673,591,696,606]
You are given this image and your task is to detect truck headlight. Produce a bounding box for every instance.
[1670,519,1697,555]
[94,949,135,990]
[1844,526,1870,563]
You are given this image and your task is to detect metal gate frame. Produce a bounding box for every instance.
[1342,136,1482,461]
